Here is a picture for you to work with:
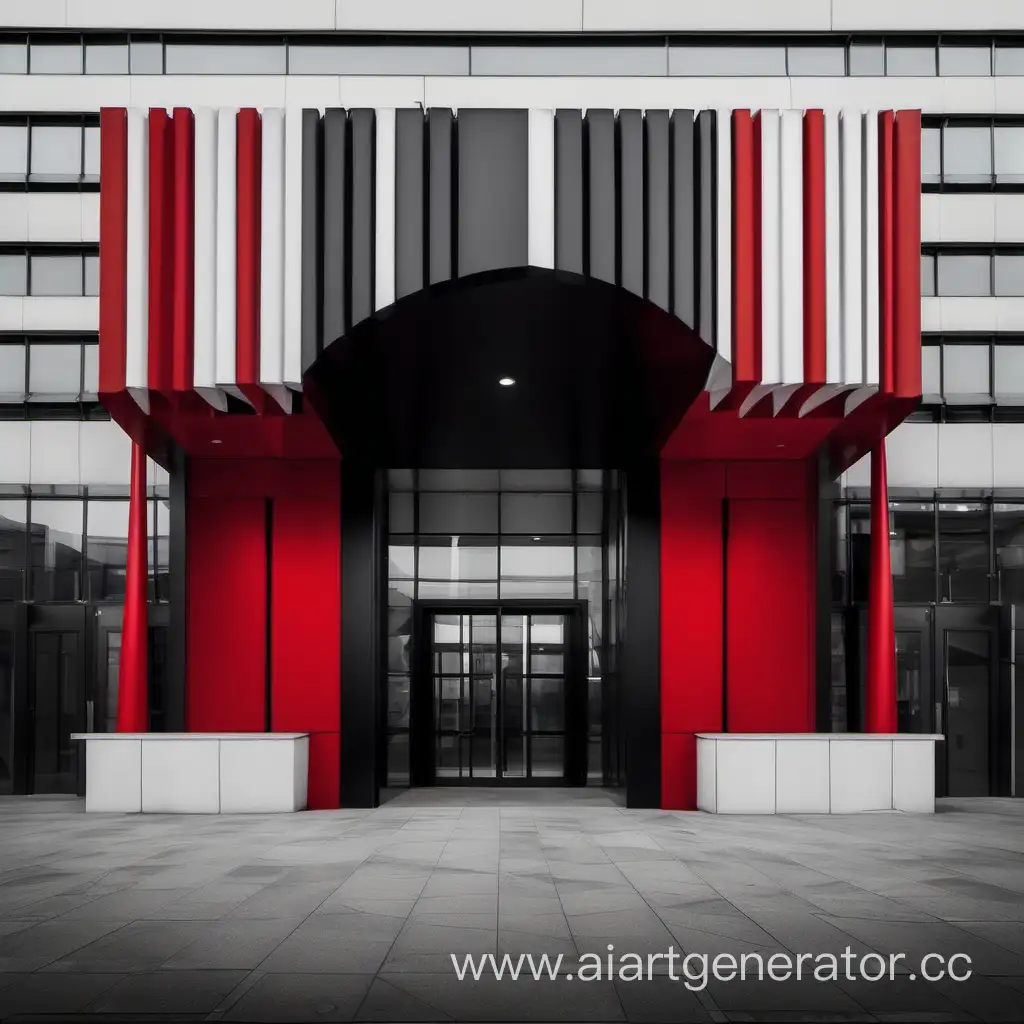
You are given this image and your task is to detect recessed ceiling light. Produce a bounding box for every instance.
[532,536,541,541]
[211,439,222,445]
[498,376,516,387]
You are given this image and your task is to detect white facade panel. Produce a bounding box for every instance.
[79,420,133,486]
[0,196,28,243]
[921,194,996,244]
[124,108,148,394]
[259,108,287,393]
[0,194,98,244]
[527,108,556,271]
[0,299,24,332]
[22,297,99,333]
[337,77,425,109]
[583,0,830,31]
[840,110,863,387]
[336,0,585,32]
[65,0,336,30]
[833,0,1024,31]
[192,107,218,397]
[760,111,782,386]
[30,422,81,486]
[0,423,31,485]
[862,112,879,388]
[824,110,842,386]
[790,77,996,117]
[887,422,940,490]
[282,108,304,388]
[925,297,1024,334]
[81,193,100,243]
[938,424,995,490]
[994,425,1024,489]
[129,76,288,111]
[716,107,733,366]
[214,108,238,391]
[0,75,131,112]
[780,109,804,387]
[0,0,66,27]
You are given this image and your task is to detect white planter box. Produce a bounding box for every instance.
[71,733,310,813]
[695,733,943,814]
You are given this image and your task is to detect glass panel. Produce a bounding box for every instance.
[0,627,13,792]
[830,613,847,731]
[30,256,82,296]
[389,491,413,533]
[786,45,845,76]
[849,42,885,76]
[576,469,603,491]
[921,345,941,400]
[0,255,27,297]
[0,125,27,180]
[152,499,169,601]
[387,590,413,674]
[388,539,415,579]
[290,44,469,76]
[86,499,129,600]
[387,674,410,729]
[470,614,497,779]
[28,343,81,399]
[387,732,409,785]
[920,253,935,297]
[84,256,99,296]
[500,540,574,598]
[531,678,564,731]
[387,468,415,490]
[669,45,787,76]
[942,126,992,184]
[500,492,572,533]
[83,127,100,180]
[85,43,129,74]
[995,504,1024,602]
[30,499,83,601]
[994,255,1024,296]
[936,253,990,296]
[501,614,526,778]
[129,40,162,74]
[419,581,498,599]
[994,345,1024,403]
[943,343,990,402]
[419,492,498,533]
[939,46,991,76]
[939,503,991,602]
[471,45,661,77]
[0,499,27,601]
[945,630,990,796]
[418,538,497,580]
[530,736,563,778]
[577,492,602,533]
[0,344,26,401]
[419,469,499,491]
[82,344,99,398]
[30,44,82,74]
[895,631,926,733]
[995,45,1024,76]
[103,630,120,732]
[994,126,1024,184]
[31,631,80,793]
[0,42,27,73]
[499,469,572,491]
[921,126,941,184]
[886,45,936,76]
[891,503,936,604]
[164,44,287,75]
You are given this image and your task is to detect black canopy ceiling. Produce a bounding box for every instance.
[303,267,717,468]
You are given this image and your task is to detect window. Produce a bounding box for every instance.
[939,45,991,76]
[994,255,1024,296]
[0,119,98,188]
[86,499,129,600]
[787,45,845,76]
[668,45,787,76]
[886,44,936,76]
[995,344,1024,403]
[939,503,990,602]
[30,499,84,601]
[30,125,83,182]
[0,345,26,401]
[922,127,941,184]
[994,504,1024,602]
[0,337,99,404]
[0,42,26,74]
[943,343,990,402]
[0,255,27,296]
[28,343,82,399]
[936,253,990,296]
[30,43,82,74]
[994,127,1024,185]
[849,41,884,76]
[129,40,162,74]
[164,43,286,75]
[85,43,128,74]
[0,126,27,182]
[921,254,936,297]
[995,45,1024,75]
[943,125,992,184]
[921,334,1024,408]
[921,344,941,400]
[0,499,28,601]
[891,503,937,604]
[31,255,83,296]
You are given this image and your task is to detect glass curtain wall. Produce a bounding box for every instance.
[385,469,610,786]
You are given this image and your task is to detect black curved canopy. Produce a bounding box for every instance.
[303,267,716,468]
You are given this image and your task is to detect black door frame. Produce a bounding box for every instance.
[410,599,588,787]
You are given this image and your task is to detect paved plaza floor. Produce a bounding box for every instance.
[1,792,1023,1021]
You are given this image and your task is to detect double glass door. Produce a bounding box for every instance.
[893,606,997,796]
[415,603,585,784]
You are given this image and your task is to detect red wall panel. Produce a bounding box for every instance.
[186,496,267,731]
[726,498,815,734]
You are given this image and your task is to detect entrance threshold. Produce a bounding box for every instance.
[380,787,625,808]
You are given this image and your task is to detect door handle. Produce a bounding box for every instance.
[935,701,943,733]
[86,700,94,732]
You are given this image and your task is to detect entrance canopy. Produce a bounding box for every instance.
[304,267,717,468]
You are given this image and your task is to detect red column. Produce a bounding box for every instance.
[116,440,149,732]
[865,439,897,733]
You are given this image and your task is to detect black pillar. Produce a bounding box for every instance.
[165,442,188,732]
[623,461,661,808]
[815,451,840,732]
[339,460,384,807]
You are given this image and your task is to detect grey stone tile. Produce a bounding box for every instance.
[355,975,454,1021]
[0,919,128,971]
[85,968,249,1013]
[613,976,715,1022]
[0,970,127,1016]
[223,971,374,1021]
[162,916,302,969]
[258,916,399,974]
[228,882,338,919]
[40,919,208,972]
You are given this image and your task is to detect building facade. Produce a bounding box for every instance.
[0,0,1021,809]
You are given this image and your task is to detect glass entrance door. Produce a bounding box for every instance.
[419,603,584,784]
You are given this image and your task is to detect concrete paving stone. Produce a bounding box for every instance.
[355,975,454,1020]
[0,970,127,1015]
[612,976,717,1022]
[0,919,128,972]
[83,968,249,1013]
[227,882,339,919]
[39,919,208,972]
[223,971,374,1021]
[161,915,303,969]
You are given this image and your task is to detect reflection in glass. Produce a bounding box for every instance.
[419,538,497,580]
[995,126,1024,184]
[942,344,990,403]
[500,540,574,598]
[942,126,992,184]
[0,500,27,601]
[501,492,572,534]
[30,126,82,181]
[938,46,991,76]
[30,256,83,296]
[945,631,990,796]
[28,344,81,399]
[891,503,937,604]
[0,628,14,792]
[419,492,498,534]
[895,631,925,732]
[936,253,990,296]
[995,504,1024,603]
[86,499,129,600]
[940,504,990,603]
[886,46,936,76]
[30,500,83,601]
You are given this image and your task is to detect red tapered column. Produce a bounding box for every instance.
[865,439,897,733]
[116,440,149,732]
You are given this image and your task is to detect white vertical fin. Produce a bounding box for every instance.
[528,108,555,270]
[374,107,396,312]
[125,107,149,412]
[840,108,864,386]
[214,107,238,397]
[862,110,880,388]
[780,109,804,387]
[259,107,290,412]
[283,107,303,389]
[760,110,781,386]
[716,108,732,366]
